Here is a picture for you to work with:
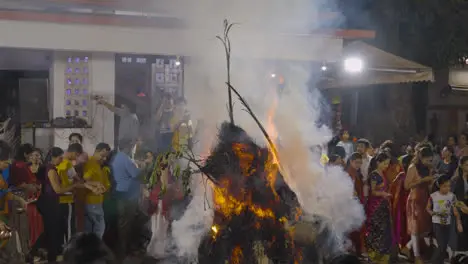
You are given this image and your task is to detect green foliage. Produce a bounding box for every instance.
[149,149,193,197]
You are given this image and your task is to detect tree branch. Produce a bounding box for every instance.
[216,19,238,125]
[226,83,285,174]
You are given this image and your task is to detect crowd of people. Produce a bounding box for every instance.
[0,138,140,264]
[0,94,192,264]
[2,88,468,264]
[327,130,468,264]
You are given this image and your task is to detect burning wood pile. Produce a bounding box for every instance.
[197,122,305,263]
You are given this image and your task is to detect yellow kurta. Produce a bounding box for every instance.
[82,157,111,205]
[56,159,74,204]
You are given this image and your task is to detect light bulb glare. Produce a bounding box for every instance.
[344,57,364,73]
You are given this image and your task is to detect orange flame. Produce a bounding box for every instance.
[231,246,243,264]
[265,91,280,200]
[213,177,276,220]
[207,87,304,262]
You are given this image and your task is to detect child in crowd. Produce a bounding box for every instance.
[426,175,463,264]
[336,129,354,162]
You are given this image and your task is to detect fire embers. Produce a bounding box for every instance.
[198,122,304,263]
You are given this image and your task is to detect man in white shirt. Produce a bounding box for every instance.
[356,138,372,198]
[94,96,139,150]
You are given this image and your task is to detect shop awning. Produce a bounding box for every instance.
[322,41,434,88]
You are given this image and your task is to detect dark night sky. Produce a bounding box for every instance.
[334,0,375,30]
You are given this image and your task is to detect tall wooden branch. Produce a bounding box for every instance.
[216,19,237,125]
[216,19,286,175]
[226,83,285,174]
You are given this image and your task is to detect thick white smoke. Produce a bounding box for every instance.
[167,0,365,260]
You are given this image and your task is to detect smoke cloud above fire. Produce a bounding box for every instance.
[160,0,366,260]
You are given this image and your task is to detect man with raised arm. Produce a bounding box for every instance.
[94,96,139,150]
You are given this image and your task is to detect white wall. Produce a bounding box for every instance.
[21,51,115,153]
[52,51,115,153]
[0,20,342,62]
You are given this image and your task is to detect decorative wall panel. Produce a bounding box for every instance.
[64,54,91,124]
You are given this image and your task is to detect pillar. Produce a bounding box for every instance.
[50,51,115,152]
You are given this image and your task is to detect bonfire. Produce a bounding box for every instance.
[153,20,346,264]
[196,122,303,263]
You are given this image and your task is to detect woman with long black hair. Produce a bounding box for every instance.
[38,147,77,262]
[380,141,410,256]
[405,147,434,264]
[26,148,47,262]
[365,152,393,264]
[9,144,42,256]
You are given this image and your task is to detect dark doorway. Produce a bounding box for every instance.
[0,70,49,149]
[114,54,152,148]
[114,54,184,149]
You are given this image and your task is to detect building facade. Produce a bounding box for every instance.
[0,6,373,152]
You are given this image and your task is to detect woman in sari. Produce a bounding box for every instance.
[25,148,47,262]
[0,140,27,255]
[391,170,411,258]
[9,144,42,254]
[381,140,409,256]
[380,141,402,183]
[365,152,393,264]
[345,152,365,257]
[380,143,410,256]
[405,146,434,264]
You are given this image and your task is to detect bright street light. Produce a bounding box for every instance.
[321,65,327,71]
[344,57,364,73]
